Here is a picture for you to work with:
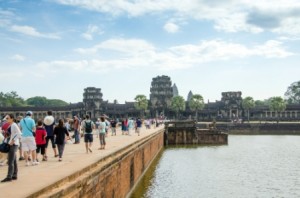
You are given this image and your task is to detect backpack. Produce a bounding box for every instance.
[85,121,92,133]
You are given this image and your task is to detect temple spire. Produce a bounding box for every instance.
[187,90,193,101]
[173,83,179,97]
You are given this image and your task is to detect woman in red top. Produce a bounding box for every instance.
[35,120,47,161]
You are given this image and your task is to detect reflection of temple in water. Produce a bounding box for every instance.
[1,75,300,121]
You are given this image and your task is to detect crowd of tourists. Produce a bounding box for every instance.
[0,110,162,183]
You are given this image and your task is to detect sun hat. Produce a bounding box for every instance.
[44,115,55,126]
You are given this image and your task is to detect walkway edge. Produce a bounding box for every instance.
[28,129,164,198]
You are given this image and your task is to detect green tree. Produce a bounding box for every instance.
[269,96,286,123]
[242,96,255,122]
[47,99,68,106]
[26,97,68,107]
[255,99,271,106]
[171,96,186,119]
[26,96,48,106]
[134,95,148,118]
[189,94,205,121]
[0,91,25,107]
[285,81,300,104]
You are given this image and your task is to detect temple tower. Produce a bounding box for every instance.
[83,87,103,119]
[220,91,242,119]
[150,75,173,118]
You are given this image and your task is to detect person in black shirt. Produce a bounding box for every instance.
[53,119,70,162]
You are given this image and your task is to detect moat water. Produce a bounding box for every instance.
[131,135,300,198]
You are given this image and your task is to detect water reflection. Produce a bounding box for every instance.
[131,135,300,198]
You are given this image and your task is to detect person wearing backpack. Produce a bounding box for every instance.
[81,115,95,154]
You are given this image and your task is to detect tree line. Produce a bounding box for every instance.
[0,91,68,107]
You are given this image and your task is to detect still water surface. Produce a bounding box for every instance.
[131,135,300,198]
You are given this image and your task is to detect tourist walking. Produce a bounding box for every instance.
[98,117,106,150]
[128,118,134,136]
[44,111,58,159]
[145,119,151,129]
[136,118,142,136]
[1,114,22,182]
[20,111,39,166]
[110,118,117,136]
[121,118,128,135]
[81,115,95,153]
[73,115,80,144]
[54,119,70,161]
[35,120,47,162]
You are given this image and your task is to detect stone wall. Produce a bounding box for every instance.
[165,121,228,145]
[199,123,300,135]
[166,129,228,145]
[29,129,164,198]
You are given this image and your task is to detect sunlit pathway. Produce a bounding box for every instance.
[0,125,164,197]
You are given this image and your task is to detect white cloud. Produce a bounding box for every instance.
[54,0,300,35]
[0,71,24,80]
[75,38,156,55]
[254,40,293,58]
[81,33,92,40]
[10,25,60,39]
[0,9,60,39]
[81,25,103,40]
[164,22,179,33]
[41,38,294,72]
[170,40,293,64]
[0,9,14,27]
[11,54,25,61]
[37,60,88,72]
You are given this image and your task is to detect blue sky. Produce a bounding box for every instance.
[1,0,300,104]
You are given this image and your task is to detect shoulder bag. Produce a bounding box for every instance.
[0,134,17,153]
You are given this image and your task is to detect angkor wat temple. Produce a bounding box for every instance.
[1,75,300,122]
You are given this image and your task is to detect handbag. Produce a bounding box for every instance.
[0,141,10,153]
[0,134,17,153]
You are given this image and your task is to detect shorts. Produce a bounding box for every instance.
[45,136,56,148]
[111,127,116,134]
[21,136,37,151]
[36,144,46,155]
[84,134,93,143]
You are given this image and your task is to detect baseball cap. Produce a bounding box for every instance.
[26,111,33,116]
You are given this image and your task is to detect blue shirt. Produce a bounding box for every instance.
[20,116,35,137]
[44,122,55,136]
[136,120,142,128]
[128,119,134,129]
